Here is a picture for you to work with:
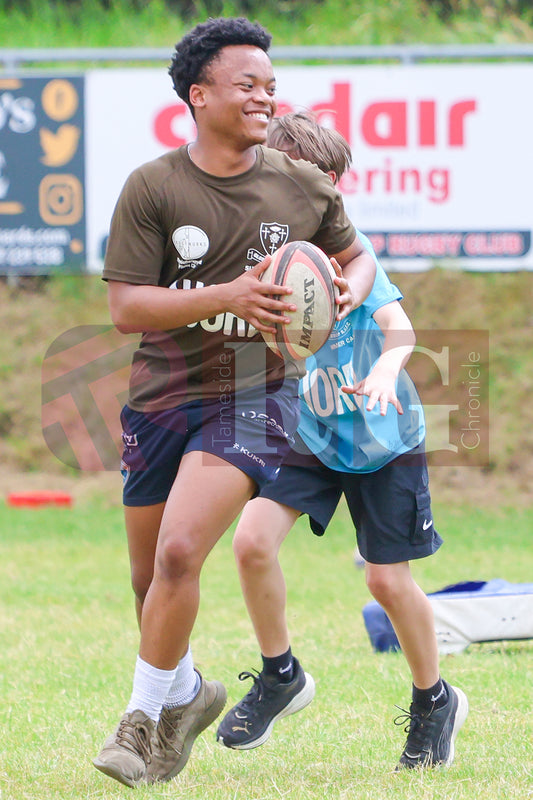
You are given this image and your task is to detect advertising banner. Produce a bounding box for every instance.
[85,63,533,273]
[0,75,86,274]
[3,63,531,273]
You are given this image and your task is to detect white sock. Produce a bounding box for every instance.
[164,647,200,707]
[125,655,177,722]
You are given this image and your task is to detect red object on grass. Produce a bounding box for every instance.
[6,491,73,508]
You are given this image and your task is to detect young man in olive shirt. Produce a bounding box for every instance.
[92,17,375,788]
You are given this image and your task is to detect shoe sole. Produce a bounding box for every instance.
[219,672,316,751]
[152,681,228,783]
[93,757,145,789]
[444,685,469,767]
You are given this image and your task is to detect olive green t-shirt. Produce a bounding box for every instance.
[103,145,356,412]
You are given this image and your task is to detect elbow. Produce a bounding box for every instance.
[113,320,137,335]
[109,303,130,333]
[108,283,142,333]
[406,328,416,355]
[110,307,141,334]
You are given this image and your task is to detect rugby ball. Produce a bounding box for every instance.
[260,241,339,361]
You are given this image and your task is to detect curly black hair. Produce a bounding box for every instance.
[169,17,272,116]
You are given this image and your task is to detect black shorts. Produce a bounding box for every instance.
[259,439,442,564]
[120,382,300,507]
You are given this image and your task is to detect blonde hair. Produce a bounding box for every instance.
[267,111,352,183]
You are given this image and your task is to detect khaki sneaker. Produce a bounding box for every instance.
[93,709,155,787]
[147,670,227,783]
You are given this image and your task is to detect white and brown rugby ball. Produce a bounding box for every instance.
[260,240,339,361]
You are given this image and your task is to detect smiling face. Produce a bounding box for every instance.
[190,45,277,150]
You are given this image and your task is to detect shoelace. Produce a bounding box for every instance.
[236,670,272,718]
[393,705,433,756]
[116,717,153,764]
[154,708,183,755]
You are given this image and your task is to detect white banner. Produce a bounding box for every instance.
[85,64,533,272]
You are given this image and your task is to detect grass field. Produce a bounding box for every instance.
[1,496,532,800]
[0,0,532,49]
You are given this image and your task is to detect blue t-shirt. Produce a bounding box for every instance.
[296,232,425,473]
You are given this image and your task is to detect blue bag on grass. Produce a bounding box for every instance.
[362,580,533,654]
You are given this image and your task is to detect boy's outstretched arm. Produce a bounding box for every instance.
[342,300,416,416]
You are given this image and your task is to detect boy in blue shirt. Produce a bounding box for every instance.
[217,112,468,770]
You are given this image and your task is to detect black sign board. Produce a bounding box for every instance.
[0,75,86,274]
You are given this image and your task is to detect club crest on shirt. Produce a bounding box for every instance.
[172,225,209,268]
[247,222,289,263]
[260,222,289,254]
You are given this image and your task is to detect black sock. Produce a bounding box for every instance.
[412,678,448,711]
[261,647,294,683]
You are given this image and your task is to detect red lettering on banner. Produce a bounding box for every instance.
[153,85,477,154]
[359,98,476,148]
[419,101,436,146]
[153,103,190,148]
[367,231,529,258]
[449,100,477,146]
[388,233,463,257]
[367,234,386,255]
[310,83,351,143]
[362,102,406,147]
[463,232,524,256]
[338,162,450,203]
[277,83,351,143]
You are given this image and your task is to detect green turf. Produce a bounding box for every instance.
[0,0,532,50]
[1,498,531,799]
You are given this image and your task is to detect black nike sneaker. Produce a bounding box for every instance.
[395,681,468,769]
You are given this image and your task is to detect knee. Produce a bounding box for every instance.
[366,564,405,609]
[233,524,274,573]
[131,566,153,605]
[155,531,201,582]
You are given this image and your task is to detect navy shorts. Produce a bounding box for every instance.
[259,437,442,564]
[120,382,300,507]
